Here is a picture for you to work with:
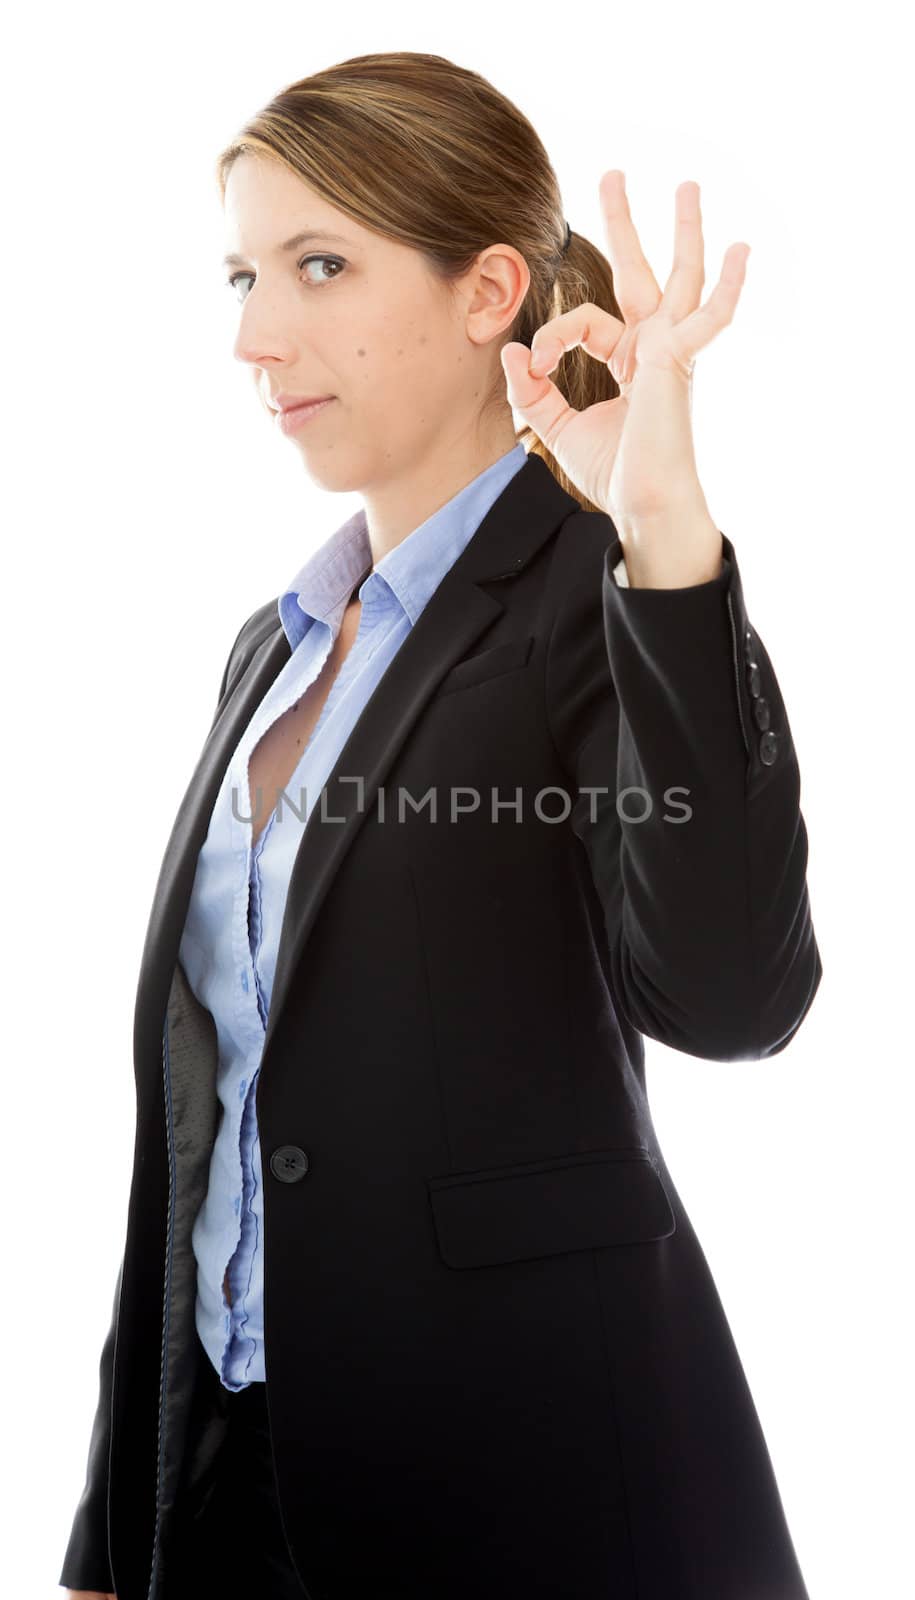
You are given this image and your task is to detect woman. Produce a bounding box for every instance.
[60,50,822,1600]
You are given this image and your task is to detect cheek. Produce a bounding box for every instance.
[337,281,454,417]
[354,336,442,414]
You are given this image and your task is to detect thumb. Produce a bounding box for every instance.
[500,342,576,447]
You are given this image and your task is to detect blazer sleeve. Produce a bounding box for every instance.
[544,524,823,1061]
[58,1258,122,1593]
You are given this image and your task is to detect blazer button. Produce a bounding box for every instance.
[759,730,779,765]
[746,662,762,697]
[270,1145,309,1183]
[752,695,771,730]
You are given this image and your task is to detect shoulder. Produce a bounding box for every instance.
[234,596,281,655]
[218,597,283,701]
[543,506,623,628]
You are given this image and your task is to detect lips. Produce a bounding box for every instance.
[274,396,336,435]
[270,393,335,413]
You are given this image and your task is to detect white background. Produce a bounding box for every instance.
[3,3,912,1595]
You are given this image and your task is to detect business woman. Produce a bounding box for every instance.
[60,50,823,1600]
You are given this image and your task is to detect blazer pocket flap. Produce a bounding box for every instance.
[426,1148,675,1269]
[436,634,535,697]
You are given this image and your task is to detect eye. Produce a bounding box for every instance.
[224,254,346,304]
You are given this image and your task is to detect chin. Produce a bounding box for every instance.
[296,432,399,495]
[295,448,371,497]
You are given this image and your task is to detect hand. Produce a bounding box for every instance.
[501,171,749,548]
[65,1590,116,1598]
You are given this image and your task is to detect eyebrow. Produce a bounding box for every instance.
[222,230,353,270]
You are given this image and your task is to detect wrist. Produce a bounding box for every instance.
[614,503,723,589]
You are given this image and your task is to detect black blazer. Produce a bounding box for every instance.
[60,452,822,1600]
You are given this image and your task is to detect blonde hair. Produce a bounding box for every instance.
[215,51,623,513]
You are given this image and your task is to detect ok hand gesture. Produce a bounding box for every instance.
[501,171,750,586]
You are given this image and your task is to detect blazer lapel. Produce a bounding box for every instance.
[131,620,293,1090]
[132,452,578,1083]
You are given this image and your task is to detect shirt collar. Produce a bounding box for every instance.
[278,443,528,651]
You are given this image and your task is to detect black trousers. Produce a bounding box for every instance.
[167,1349,307,1598]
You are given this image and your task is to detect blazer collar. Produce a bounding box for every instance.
[132,451,580,1085]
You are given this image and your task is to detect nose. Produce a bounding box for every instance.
[232,293,299,370]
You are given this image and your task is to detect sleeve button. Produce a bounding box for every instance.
[746,662,761,697]
[759,730,778,765]
[752,696,771,730]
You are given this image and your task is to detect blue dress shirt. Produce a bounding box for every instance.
[178,441,529,1389]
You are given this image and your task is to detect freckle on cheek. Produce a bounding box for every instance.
[356,347,366,357]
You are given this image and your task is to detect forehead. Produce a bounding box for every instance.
[222,156,358,257]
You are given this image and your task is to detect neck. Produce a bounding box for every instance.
[360,422,520,566]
